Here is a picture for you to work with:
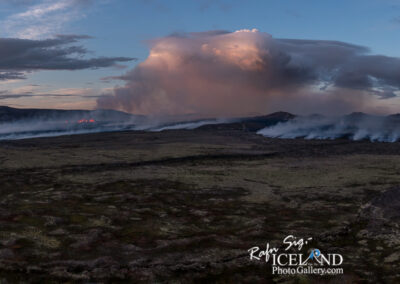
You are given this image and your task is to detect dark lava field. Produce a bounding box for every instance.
[0,129,399,283]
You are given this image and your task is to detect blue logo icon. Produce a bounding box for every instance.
[308,249,321,260]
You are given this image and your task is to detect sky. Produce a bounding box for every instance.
[0,0,400,116]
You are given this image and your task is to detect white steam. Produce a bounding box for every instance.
[257,114,400,142]
[0,115,233,140]
[0,120,140,140]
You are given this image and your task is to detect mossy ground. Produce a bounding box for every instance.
[0,129,399,282]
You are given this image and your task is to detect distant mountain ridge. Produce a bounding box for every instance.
[0,106,139,123]
[197,111,296,131]
[2,106,400,135]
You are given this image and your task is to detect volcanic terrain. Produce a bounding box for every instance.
[0,125,399,282]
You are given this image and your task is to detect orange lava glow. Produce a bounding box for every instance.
[75,119,96,124]
[77,119,95,123]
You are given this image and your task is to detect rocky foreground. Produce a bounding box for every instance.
[0,129,399,283]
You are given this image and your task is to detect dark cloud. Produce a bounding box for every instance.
[0,71,26,80]
[0,34,135,80]
[274,39,400,94]
[0,92,37,100]
[377,90,397,100]
[0,90,102,100]
[97,29,400,117]
[276,39,369,67]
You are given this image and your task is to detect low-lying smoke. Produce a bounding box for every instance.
[0,108,145,140]
[257,114,400,142]
[0,107,232,140]
[2,109,400,143]
[0,120,138,140]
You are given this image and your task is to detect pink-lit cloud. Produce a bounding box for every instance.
[97,29,400,117]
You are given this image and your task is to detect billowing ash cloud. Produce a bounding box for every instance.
[97,29,400,117]
[0,35,135,80]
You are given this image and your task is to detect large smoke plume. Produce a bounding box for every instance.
[97,29,400,117]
